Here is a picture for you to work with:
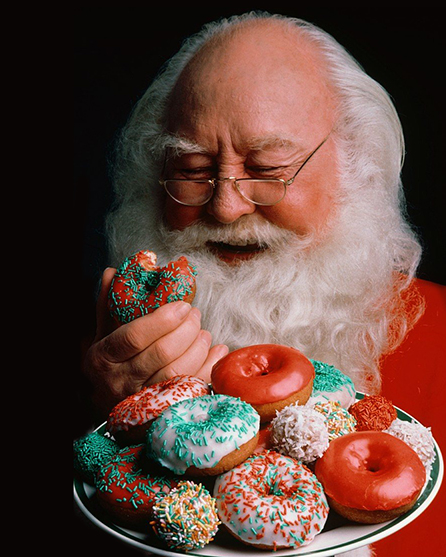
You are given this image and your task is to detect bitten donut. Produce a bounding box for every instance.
[211,344,314,422]
[95,444,178,526]
[106,375,210,444]
[314,431,426,524]
[147,394,260,476]
[214,450,329,550]
[108,249,197,324]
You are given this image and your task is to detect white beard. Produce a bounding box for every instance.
[140,203,401,394]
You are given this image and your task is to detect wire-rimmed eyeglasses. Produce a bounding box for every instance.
[159,132,331,207]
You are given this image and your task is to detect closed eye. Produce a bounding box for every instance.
[175,167,216,179]
[246,165,287,178]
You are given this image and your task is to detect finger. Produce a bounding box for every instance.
[98,301,193,364]
[127,307,203,376]
[147,329,214,384]
[194,343,230,383]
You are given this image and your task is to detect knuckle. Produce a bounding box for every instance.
[121,325,147,353]
[151,338,176,368]
[84,343,113,380]
[158,365,179,381]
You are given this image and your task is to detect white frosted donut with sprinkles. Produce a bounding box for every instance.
[214,450,328,550]
[106,375,210,444]
[310,359,356,408]
[147,394,260,476]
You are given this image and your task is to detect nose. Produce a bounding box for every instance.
[206,178,256,224]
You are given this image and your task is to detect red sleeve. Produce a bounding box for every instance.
[373,278,446,555]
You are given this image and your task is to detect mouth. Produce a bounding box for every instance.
[206,241,268,264]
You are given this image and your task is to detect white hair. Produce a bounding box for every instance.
[106,12,423,393]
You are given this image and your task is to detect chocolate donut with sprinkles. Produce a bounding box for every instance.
[106,375,210,444]
[214,450,329,550]
[95,444,178,527]
[147,394,260,476]
[108,249,197,325]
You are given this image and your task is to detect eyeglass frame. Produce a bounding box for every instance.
[159,132,331,207]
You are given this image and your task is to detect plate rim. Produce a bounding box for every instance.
[73,393,444,557]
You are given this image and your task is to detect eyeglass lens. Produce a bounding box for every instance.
[164,179,286,206]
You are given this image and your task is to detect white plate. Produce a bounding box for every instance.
[73,393,443,556]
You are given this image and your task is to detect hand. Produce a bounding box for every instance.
[83,268,229,417]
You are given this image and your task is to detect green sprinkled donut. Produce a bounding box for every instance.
[73,431,119,484]
[310,359,356,408]
[147,394,260,476]
[108,249,197,325]
[95,444,179,526]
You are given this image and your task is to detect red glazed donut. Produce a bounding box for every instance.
[108,249,197,325]
[95,444,178,526]
[314,431,426,524]
[106,375,210,444]
[211,344,314,422]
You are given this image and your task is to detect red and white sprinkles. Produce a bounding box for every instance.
[214,450,329,550]
[106,375,210,435]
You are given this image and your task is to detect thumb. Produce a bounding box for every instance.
[95,267,118,340]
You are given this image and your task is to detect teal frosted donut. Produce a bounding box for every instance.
[147,394,260,476]
[73,431,119,484]
[310,359,356,408]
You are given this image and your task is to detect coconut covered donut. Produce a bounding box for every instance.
[108,249,197,325]
[106,375,210,444]
[147,394,260,476]
[214,450,329,550]
[385,418,436,478]
[211,344,314,422]
[269,402,329,464]
[314,431,426,524]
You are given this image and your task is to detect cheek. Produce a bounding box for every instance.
[164,197,204,230]
[260,176,338,235]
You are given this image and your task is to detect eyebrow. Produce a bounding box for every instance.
[159,134,210,157]
[245,133,303,153]
[159,132,304,158]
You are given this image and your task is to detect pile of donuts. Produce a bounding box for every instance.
[74,250,436,553]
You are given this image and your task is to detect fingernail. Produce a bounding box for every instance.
[175,302,191,319]
[190,307,202,321]
[200,330,212,346]
[217,344,229,358]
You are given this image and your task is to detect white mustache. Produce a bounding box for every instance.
[158,216,314,253]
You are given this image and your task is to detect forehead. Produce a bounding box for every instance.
[167,20,336,152]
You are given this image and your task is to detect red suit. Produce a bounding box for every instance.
[374,279,446,555]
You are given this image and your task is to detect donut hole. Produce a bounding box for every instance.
[190,412,209,423]
[142,270,161,289]
[365,459,382,473]
[244,356,280,377]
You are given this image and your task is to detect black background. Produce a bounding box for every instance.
[74,6,444,551]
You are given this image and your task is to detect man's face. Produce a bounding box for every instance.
[163,25,339,264]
